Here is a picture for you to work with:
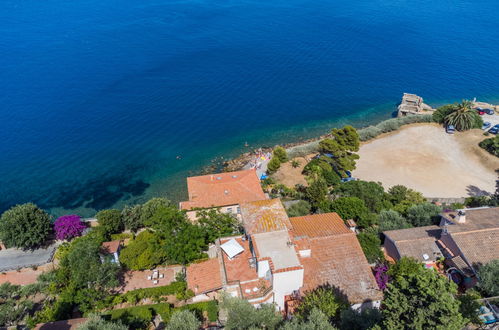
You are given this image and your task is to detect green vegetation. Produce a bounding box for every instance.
[0,283,38,327]
[267,156,282,174]
[477,259,499,297]
[78,315,127,330]
[334,180,389,213]
[479,134,499,157]
[220,294,282,330]
[405,202,442,227]
[340,308,381,330]
[305,177,329,208]
[197,208,240,242]
[381,259,466,329]
[119,230,168,270]
[357,229,384,263]
[319,126,360,173]
[378,210,412,231]
[291,160,301,168]
[433,100,483,131]
[273,146,288,163]
[96,209,124,237]
[0,203,51,249]
[324,197,376,228]
[282,308,336,330]
[357,114,433,141]
[296,285,347,323]
[286,200,312,217]
[166,310,200,330]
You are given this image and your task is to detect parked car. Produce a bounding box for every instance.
[482,122,492,130]
[489,124,499,134]
[341,177,357,183]
[484,108,495,115]
[476,109,486,115]
[446,125,455,134]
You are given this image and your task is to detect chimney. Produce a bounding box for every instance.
[457,210,466,223]
[224,190,229,195]
[210,175,214,181]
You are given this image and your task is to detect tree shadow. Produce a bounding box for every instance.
[465,185,491,197]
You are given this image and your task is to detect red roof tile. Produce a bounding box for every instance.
[240,199,291,234]
[101,240,121,254]
[180,169,266,210]
[290,213,350,238]
[221,237,259,283]
[187,258,223,294]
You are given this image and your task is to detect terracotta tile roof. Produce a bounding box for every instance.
[295,233,383,304]
[383,226,442,262]
[221,237,259,283]
[187,258,223,294]
[441,207,499,232]
[447,228,499,269]
[240,199,291,234]
[101,240,121,254]
[383,225,441,241]
[180,169,266,210]
[289,213,350,238]
[34,318,87,330]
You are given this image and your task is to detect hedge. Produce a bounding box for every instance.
[357,114,434,141]
[106,301,218,328]
[117,281,187,305]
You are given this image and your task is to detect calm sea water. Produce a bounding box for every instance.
[1,0,498,216]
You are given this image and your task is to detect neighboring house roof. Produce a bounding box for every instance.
[291,212,382,304]
[295,233,383,304]
[221,237,259,283]
[441,207,498,232]
[221,238,245,259]
[240,199,292,234]
[101,240,121,254]
[252,230,302,271]
[445,228,499,269]
[180,169,266,210]
[289,213,351,238]
[34,318,87,330]
[383,226,443,262]
[186,258,223,295]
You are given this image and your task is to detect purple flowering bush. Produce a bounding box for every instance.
[374,263,390,290]
[54,215,86,240]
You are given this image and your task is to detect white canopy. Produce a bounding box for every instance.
[221,238,244,259]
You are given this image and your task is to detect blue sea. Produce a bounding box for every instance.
[1,0,498,216]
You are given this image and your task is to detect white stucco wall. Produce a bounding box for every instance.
[272,269,304,310]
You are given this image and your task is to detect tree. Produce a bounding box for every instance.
[119,231,167,270]
[297,285,347,323]
[96,209,123,236]
[444,100,483,131]
[319,126,360,173]
[197,209,240,243]
[306,177,328,208]
[286,200,312,217]
[78,314,128,330]
[334,181,390,213]
[121,204,143,232]
[0,203,51,249]
[54,215,86,241]
[163,223,207,265]
[328,197,376,228]
[387,257,423,279]
[381,265,466,329]
[167,310,201,330]
[357,230,383,263]
[58,234,120,289]
[220,294,282,330]
[378,210,412,232]
[140,198,171,227]
[387,185,424,206]
[281,308,335,330]
[267,156,281,174]
[432,104,456,123]
[340,308,381,330]
[273,146,288,163]
[406,203,441,227]
[457,290,482,326]
[477,259,499,297]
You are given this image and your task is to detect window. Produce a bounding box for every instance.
[226,207,232,213]
[237,207,241,214]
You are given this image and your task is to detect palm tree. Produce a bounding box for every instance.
[444,100,479,131]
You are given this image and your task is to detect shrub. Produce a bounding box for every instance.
[357,229,384,263]
[119,230,167,270]
[479,135,499,157]
[78,314,127,330]
[358,115,433,141]
[406,203,442,227]
[166,310,200,330]
[373,264,390,290]
[378,210,412,231]
[286,200,312,217]
[477,260,499,297]
[96,209,123,237]
[273,146,288,163]
[54,215,86,241]
[296,284,348,322]
[0,203,51,249]
[267,156,281,174]
[291,160,301,168]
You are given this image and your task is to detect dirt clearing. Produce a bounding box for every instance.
[353,123,499,198]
